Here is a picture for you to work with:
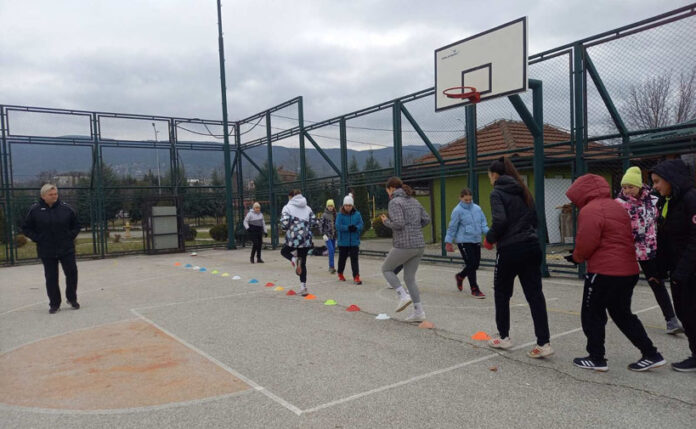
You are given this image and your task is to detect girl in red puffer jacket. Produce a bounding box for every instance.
[614,166,681,334]
[566,173,665,372]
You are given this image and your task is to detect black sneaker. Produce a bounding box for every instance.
[68,301,80,310]
[671,356,696,372]
[573,356,608,372]
[257,259,264,263]
[628,353,666,372]
[49,306,60,314]
[455,274,464,291]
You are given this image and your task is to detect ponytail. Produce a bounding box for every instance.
[489,157,534,208]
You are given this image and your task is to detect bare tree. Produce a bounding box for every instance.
[625,67,696,129]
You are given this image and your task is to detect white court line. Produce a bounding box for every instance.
[130,308,303,416]
[301,304,661,414]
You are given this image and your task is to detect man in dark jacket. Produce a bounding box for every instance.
[651,159,696,372]
[21,184,81,314]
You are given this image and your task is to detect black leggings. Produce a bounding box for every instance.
[338,246,359,277]
[281,246,309,283]
[638,259,676,321]
[457,243,481,289]
[671,276,696,357]
[248,227,263,261]
[494,244,550,346]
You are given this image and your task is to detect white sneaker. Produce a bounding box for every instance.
[299,286,308,297]
[405,311,426,322]
[488,336,513,350]
[528,343,554,358]
[291,256,297,268]
[395,296,412,313]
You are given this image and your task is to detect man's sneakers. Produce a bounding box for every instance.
[573,356,609,372]
[471,288,486,299]
[68,300,80,310]
[395,296,413,313]
[49,306,60,314]
[299,285,309,297]
[628,353,666,372]
[353,275,362,285]
[337,273,346,282]
[455,274,464,291]
[671,356,696,372]
[405,311,426,322]
[528,343,554,358]
[488,336,513,350]
[666,317,684,335]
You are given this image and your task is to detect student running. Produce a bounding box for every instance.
[380,177,431,322]
[445,187,489,298]
[280,189,317,297]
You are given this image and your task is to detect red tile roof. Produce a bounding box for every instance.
[418,119,579,164]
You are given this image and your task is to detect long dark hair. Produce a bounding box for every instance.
[489,157,534,208]
[385,177,414,196]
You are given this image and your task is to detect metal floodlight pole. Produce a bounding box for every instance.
[151,122,161,194]
[216,0,236,249]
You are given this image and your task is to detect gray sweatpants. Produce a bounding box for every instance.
[381,247,425,303]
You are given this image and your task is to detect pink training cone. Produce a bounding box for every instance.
[346,304,360,312]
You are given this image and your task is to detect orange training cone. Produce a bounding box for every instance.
[174,262,181,266]
[418,321,435,329]
[346,304,360,312]
[304,294,316,300]
[471,331,491,341]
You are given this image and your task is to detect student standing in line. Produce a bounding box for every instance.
[335,195,364,285]
[445,187,488,298]
[380,177,431,322]
[485,157,553,359]
[320,199,337,273]
[244,202,266,264]
[567,173,665,372]
[280,189,317,297]
[651,159,696,372]
[614,166,682,333]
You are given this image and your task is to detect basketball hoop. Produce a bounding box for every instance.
[443,86,481,103]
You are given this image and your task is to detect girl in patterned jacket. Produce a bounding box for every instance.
[615,166,682,334]
[280,189,317,296]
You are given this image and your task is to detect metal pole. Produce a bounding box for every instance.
[266,111,278,248]
[392,101,402,177]
[465,105,478,203]
[530,79,549,277]
[216,0,236,249]
[0,106,14,264]
[298,97,306,190]
[152,123,162,195]
[573,43,587,278]
[339,118,348,196]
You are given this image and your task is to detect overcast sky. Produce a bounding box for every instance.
[1,0,692,124]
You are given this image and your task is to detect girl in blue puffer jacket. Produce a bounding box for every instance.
[335,195,364,284]
[445,188,489,298]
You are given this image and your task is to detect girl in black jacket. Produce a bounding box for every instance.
[651,159,696,372]
[485,157,552,359]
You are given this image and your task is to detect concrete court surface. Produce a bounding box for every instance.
[0,248,694,428]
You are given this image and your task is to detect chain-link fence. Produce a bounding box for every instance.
[2,5,695,277]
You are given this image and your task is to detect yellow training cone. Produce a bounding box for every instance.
[221,273,230,277]
[274,286,284,291]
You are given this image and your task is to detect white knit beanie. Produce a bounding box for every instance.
[343,195,354,206]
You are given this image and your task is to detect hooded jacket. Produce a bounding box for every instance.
[566,174,639,276]
[445,201,489,244]
[280,195,317,248]
[485,175,538,250]
[651,159,696,282]
[383,188,430,248]
[22,198,81,258]
[614,185,658,261]
[320,209,337,239]
[335,207,364,247]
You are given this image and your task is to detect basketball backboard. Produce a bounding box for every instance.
[435,17,528,111]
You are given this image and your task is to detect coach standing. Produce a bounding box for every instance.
[22,184,81,314]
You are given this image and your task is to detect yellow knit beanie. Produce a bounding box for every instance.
[621,166,643,188]
[326,199,335,207]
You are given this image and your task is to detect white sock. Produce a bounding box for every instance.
[300,282,306,290]
[414,302,423,313]
[395,286,408,299]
